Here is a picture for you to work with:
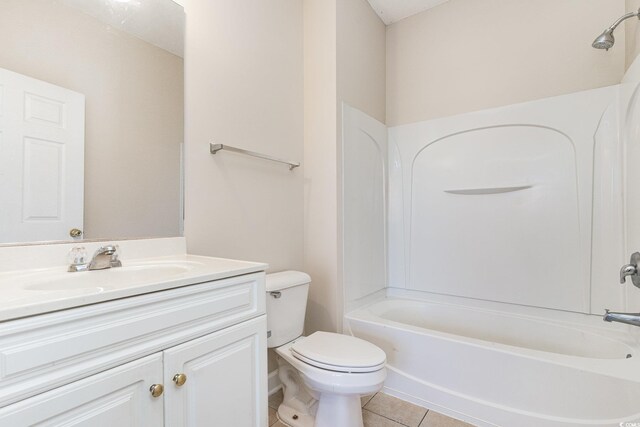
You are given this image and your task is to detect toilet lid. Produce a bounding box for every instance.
[291,332,386,373]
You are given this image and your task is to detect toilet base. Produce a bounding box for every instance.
[277,403,315,427]
[276,363,318,427]
[315,393,363,427]
[277,393,364,427]
[276,353,372,427]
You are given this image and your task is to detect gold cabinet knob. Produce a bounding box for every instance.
[173,373,187,387]
[69,228,83,238]
[149,384,164,397]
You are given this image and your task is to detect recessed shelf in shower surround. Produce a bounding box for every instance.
[444,185,532,195]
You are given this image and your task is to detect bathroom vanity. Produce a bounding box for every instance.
[0,238,268,426]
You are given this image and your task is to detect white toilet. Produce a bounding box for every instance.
[266,271,387,427]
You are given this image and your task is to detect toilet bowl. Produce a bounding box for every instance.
[266,271,387,427]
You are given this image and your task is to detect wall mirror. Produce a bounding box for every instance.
[0,0,184,245]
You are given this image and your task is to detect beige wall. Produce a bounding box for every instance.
[387,0,626,126]
[626,0,640,68]
[178,0,384,342]
[182,0,304,274]
[180,0,383,345]
[180,0,303,376]
[303,0,339,335]
[337,0,387,124]
[0,0,183,240]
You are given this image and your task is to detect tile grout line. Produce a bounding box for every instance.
[417,409,429,427]
[363,393,430,427]
[363,407,417,427]
[362,391,376,409]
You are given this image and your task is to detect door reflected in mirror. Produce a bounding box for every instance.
[0,0,184,245]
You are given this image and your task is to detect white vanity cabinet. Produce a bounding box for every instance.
[164,317,266,426]
[0,353,165,426]
[0,271,268,427]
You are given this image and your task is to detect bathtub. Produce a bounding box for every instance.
[345,296,640,427]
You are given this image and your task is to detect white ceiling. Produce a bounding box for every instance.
[367,0,451,25]
[61,0,185,57]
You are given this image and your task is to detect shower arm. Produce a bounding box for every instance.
[606,10,640,32]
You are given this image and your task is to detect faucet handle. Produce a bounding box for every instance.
[620,252,640,288]
[67,247,88,272]
[620,264,637,284]
[67,246,87,264]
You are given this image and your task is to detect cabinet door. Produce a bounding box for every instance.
[0,354,163,427]
[164,315,267,427]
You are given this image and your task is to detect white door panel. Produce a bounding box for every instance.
[0,67,84,243]
[163,316,268,427]
[0,354,164,427]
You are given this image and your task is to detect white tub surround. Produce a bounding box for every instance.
[0,237,268,426]
[387,85,623,315]
[0,237,266,320]
[346,296,640,427]
[342,104,388,310]
[341,59,640,426]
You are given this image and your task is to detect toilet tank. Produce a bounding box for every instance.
[266,271,310,348]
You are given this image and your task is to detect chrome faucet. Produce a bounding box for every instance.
[89,245,122,270]
[68,245,122,272]
[603,310,640,327]
[603,253,640,327]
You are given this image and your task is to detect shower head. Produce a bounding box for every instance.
[592,29,615,50]
[593,9,640,50]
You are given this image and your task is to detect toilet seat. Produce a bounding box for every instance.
[291,331,386,373]
[276,338,387,395]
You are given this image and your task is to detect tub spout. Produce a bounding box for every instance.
[603,309,640,327]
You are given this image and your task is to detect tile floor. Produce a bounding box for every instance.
[267,389,475,427]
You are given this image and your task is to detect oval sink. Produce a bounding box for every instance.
[21,263,195,292]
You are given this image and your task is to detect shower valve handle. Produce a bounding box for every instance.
[620,252,640,289]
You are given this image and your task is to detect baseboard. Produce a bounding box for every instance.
[268,369,282,395]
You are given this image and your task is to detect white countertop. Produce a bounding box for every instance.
[0,238,268,321]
